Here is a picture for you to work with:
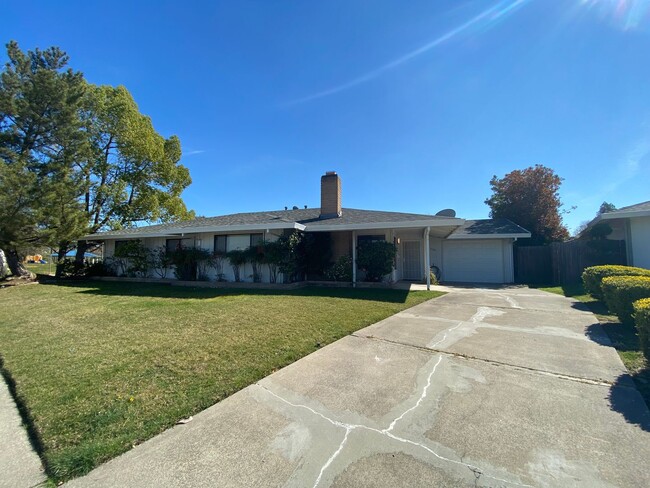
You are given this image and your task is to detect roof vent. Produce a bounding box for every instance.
[292,206,299,210]
[435,209,456,217]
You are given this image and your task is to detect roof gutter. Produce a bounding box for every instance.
[446,232,531,240]
[82,221,306,240]
[304,218,465,232]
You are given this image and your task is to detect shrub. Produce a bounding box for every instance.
[225,249,248,282]
[582,265,650,299]
[260,241,283,283]
[211,251,227,281]
[357,241,396,282]
[325,256,353,282]
[170,247,213,281]
[429,271,439,285]
[113,240,150,277]
[275,231,303,283]
[244,246,264,283]
[601,276,650,324]
[634,298,650,361]
[150,247,173,279]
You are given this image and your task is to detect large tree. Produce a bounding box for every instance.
[72,84,193,266]
[0,41,87,277]
[485,164,569,245]
[0,41,194,278]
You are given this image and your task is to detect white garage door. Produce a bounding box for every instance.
[442,240,505,283]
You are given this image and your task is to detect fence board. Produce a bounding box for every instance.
[515,240,626,285]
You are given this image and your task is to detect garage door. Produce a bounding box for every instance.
[442,240,505,283]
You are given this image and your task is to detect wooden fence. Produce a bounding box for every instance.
[514,240,627,285]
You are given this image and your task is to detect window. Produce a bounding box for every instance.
[114,240,129,252]
[214,235,227,253]
[166,239,182,253]
[250,233,264,247]
[357,234,385,245]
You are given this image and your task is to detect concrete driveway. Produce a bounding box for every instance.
[66,287,650,487]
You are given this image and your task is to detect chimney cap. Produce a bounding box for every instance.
[325,171,337,176]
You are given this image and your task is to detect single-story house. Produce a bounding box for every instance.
[583,201,650,269]
[83,172,530,287]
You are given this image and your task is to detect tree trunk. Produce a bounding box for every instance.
[75,240,88,266]
[55,242,71,278]
[5,249,35,279]
[0,248,9,278]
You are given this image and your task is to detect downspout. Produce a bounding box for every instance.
[424,227,431,291]
[352,230,357,287]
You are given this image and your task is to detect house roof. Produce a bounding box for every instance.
[82,208,464,239]
[600,200,650,219]
[580,200,650,237]
[82,208,530,240]
[447,219,531,239]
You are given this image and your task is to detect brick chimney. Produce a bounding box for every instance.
[320,171,342,218]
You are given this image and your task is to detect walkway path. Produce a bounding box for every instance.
[0,375,45,488]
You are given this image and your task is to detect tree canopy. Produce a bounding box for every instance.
[485,164,569,245]
[0,41,194,277]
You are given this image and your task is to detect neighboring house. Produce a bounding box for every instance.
[83,172,530,286]
[584,201,650,269]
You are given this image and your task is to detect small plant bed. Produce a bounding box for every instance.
[0,281,441,482]
[541,284,650,408]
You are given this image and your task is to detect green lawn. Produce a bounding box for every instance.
[22,262,55,276]
[541,283,650,406]
[0,281,441,482]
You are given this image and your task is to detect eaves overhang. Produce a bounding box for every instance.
[303,218,465,232]
[82,221,305,240]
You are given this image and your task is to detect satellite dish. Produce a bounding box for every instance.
[435,209,456,217]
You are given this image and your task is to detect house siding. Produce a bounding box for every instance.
[630,216,650,269]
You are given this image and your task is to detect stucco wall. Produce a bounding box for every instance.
[102,231,283,283]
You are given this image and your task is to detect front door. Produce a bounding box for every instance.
[402,240,422,280]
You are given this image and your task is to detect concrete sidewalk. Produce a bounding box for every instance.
[65,287,650,487]
[0,376,46,488]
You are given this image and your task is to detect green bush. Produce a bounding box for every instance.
[634,298,650,361]
[357,241,396,282]
[225,249,248,282]
[582,265,650,299]
[325,256,353,282]
[601,276,650,324]
[170,247,213,281]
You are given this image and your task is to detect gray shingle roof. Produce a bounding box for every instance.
[83,208,459,238]
[605,201,650,214]
[448,219,531,238]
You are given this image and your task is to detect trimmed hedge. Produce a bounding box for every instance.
[601,276,650,324]
[634,298,650,360]
[582,265,650,299]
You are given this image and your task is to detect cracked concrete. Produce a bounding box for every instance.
[64,286,650,487]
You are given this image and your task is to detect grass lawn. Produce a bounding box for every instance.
[0,281,441,482]
[541,283,650,406]
[23,262,55,276]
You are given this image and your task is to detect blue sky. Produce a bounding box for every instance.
[3,0,650,233]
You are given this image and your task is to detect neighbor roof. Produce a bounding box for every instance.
[447,219,531,239]
[82,208,464,239]
[600,200,650,219]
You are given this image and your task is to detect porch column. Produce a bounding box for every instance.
[389,229,397,283]
[424,227,430,291]
[352,230,357,287]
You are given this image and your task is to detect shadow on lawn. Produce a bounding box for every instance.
[40,280,420,303]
